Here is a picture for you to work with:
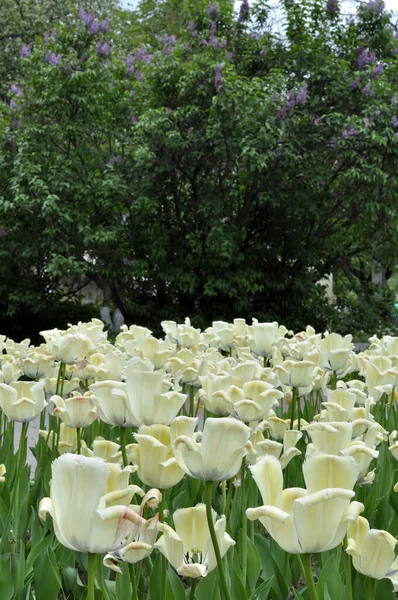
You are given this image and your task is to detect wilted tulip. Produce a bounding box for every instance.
[39,454,144,553]
[0,381,47,422]
[105,515,159,570]
[154,504,235,578]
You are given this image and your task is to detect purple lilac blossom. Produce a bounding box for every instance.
[363,117,370,127]
[99,19,110,33]
[361,82,372,96]
[44,31,57,43]
[313,117,321,125]
[187,21,198,39]
[96,40,109,57]
[210,20,217,42]
[214,63,225,92]
[131,115,138,123]
[297,84,308,105]
[10,99,18,110]
[286,89,295,111]
[260,46,267,57]
[44,52,62,66]
[108,155,124,166]
[11,84,23,97]
[207,3,220,19]
[358,47,376,69]
[78,9,102,34]
[342,126,359,139]
[371,63,384,79]
[135,48,148,61]
[391,115,398,128]
[238,0,249,22]
[349,78,360,89]
[20,44,31,58]
[366,0,384,14]
[135,70,143,81]
[326,0,338,14]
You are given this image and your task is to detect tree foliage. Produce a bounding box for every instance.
[1,0,398,338]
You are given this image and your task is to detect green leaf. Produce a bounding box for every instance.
[168,567,185,600]
[316,554,342,600]
[26,535,54,574]
[114,563,131,599]
[33,547,62,600]
[0,556,15,600]
[248,576,275,600]
[246,537,261,592]
[148,553,163,600]
[195,570,220,600]
[230,564,248,600]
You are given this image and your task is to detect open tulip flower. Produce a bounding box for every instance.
[89,381,138,427]
[127,424,185,488]
[274,359,318,393]
[246,455,363,554]
[39,423,78,454]
[39,454,144,553]
[154,504,235,578]
[125,369,185,425]
[320,332,353,374]
[40,329,95,364]
[248,425,302,469]
[0,380,47,422]
[50,391,98,428]
[171,416,251,481]
[81,437,122,463]
[346,516,398,589]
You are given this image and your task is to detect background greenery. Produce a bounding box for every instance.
[1,0,398,340]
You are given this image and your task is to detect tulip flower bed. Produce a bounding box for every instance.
[1,318,398,600]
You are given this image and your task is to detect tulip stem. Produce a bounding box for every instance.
[290,388,296,430]
[76,427,82,455]
[345,545,353,600]
[189,386,195,417]
[299,554,318,600]
[368,577,378,600]
[159,490,167,600]
[205,481,231,600]
[189,579,197,600]
[120,426,128,467]
[128,563,139,600]
[97,554,111,600]
[87,553,96,600]
[240,457,248,585]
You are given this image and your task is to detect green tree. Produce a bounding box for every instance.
[2,0,398,338]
